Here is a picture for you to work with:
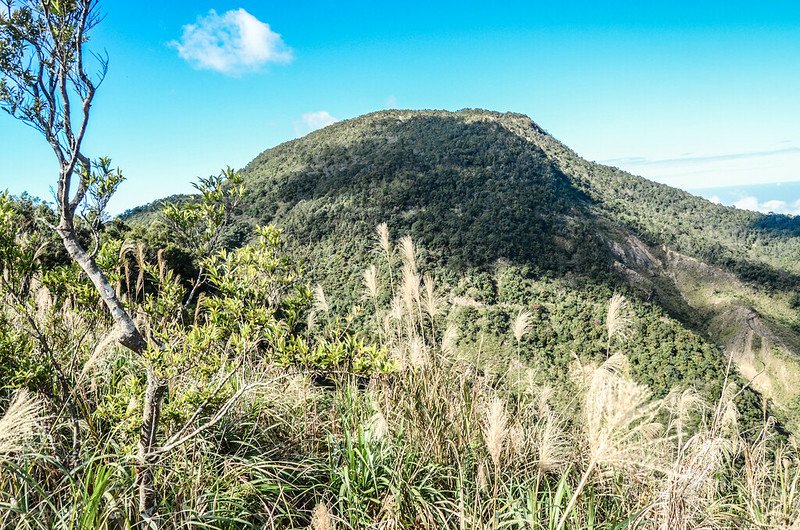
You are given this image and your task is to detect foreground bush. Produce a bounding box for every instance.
[1,225,798,529]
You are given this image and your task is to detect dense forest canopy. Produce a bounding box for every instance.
[120,108,800,426]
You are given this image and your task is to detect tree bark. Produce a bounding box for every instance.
[57,224,166,521]
[137,367,167,518]
[57,225,147,353]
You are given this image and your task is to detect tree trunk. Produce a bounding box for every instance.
[57,225,166,522]
[57,226,147,353]
[137,367,167,519]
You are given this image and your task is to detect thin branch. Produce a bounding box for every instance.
[180,267,205,315]
[161,364,240,448]
[155,382,270,456]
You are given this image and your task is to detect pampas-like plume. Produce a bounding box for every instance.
[32,240,49,264]
[310,502,335,530]
[476,462,488,491]
[557,353,665,530]
[156,248,167,284]
[377,492,400,530]
[35,289,53,325]
[0,390,44,458]
[483,396,509,470]
[537,410,571,473]
[706,381,740,451]
[118,240,147,299]
[421,274,440,319]
[508,422,525,458]
[666,388,705,448]
[660,433,731,530]
[401,265,420,303]
[398,235,418,276]
[368,404,390,441]
[376,223,391,257]
[606,293,632,346]
[441,324,459,357]
[194,291,205,325]
[400,264,421,333]
[313,285,330,313]
[583,354,663,470]
[363,265,379,300]
[81,328,120,378]
[119,241,135,298]
[388,294,404,325]
[408,335,429,368]
[536,385,554,416]
[511,309,533,344]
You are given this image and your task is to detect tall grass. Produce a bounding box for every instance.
[1,229,798,529]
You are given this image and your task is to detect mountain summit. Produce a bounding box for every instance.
[242,109,798,281]
[230,108,800,420]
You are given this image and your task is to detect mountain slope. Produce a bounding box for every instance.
[230,109,800,423]
[241,111,609,275]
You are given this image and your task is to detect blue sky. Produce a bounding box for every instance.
[1,1,800,214]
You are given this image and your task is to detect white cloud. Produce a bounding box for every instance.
[732,196,760,211]
[294,111,338,136]
[172,9,292,75]
[386,95,398,108]
[709,195,722,205]
[732,196,800,215]
[763,199,789,212]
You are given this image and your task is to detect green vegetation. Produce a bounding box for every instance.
[173,108,799,425]
[231,109,800,293]
[0,215,796,529]
[3,2,800,526]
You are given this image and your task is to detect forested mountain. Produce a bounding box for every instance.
[237,109,799,288]
[6,108,800,528]
[180,109,797,424]
[121,110,800,427]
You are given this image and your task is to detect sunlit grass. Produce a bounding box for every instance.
[0,229,798,529]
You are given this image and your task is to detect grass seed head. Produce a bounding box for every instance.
[483,396,509,470]
[310,502,335,530]
[512,309,532,343]
[0,390,44,458]
[313,284,330,313]
[606,293,632,344]
[363,265,379,300]
[376,223,391,257]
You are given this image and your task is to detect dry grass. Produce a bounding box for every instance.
[582,353,664,472]
[2,228,799,530]
[511,309,532,344]
[363,265,379,300]
[375,223,391,258]
[0,390,44,458]
[310,502,335,530]
[536,410,571,473]
[314,284,330,313]
[483,396,509,471]
[606,293,632,350]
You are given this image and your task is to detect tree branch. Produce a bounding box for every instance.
[155,381,270,456]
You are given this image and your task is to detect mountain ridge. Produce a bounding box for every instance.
[126,108,800,425]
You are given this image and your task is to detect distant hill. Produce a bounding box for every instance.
[128,109,800,426]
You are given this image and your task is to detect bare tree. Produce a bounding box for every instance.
[0,0,164,519]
